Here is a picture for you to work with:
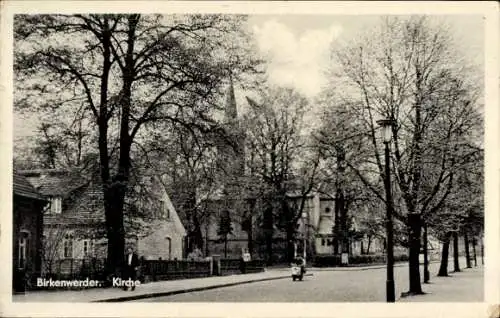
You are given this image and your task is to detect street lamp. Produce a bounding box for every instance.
[377,118,396,303]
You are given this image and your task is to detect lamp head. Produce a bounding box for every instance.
[376,118,396,143]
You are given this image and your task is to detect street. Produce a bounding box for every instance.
[133,262,483,302]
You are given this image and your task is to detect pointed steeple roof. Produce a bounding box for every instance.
[224,75,237,123]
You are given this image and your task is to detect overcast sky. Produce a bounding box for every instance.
[247,15,484,98]
[14,14,484,140]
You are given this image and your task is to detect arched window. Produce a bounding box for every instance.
[83,239,94,257]
[166,237,172,260]
[18,231,30,269]
[63,233,74,258]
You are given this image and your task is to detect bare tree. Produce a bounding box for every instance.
[15,14,261,273]
[244,87,320,263]
[41,224,68,276]
[321,16,483,294]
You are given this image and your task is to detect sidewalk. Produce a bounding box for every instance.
[13,261,406,303]
[12,270,302,303]
[399,265,484,302]
[11,260,458,303]
[306,261,418,271]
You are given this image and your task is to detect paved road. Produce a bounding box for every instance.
[134,261,483,302]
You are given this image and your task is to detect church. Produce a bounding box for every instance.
[197,81,387,263]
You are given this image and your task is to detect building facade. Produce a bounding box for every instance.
[19,169,186,277]
[13,173,47,292]
[199,82,387,261]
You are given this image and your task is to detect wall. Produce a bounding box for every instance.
[315,235,334,255]
[138,220,184,260]
[13,196,44,290]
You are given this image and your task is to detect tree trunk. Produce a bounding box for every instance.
[472,238,477,267]
[246,199,255,254]
[406,64,424,295]
[464,230,472,268]
[481,238,484,265]
[204,219,209,256]
[339,191,349,256]
[423,222,430,283]
[263,203,274,265]
[453,231,460,272]
[224,234,228,258]
[247,223,254,255]
[97,18,115,275]
[437,232,452,276]
[408,213,423,294]
[192,216,204,253]
[367,236,372,254]
[333,189,340,255]
[103,15,140,276]
[103,185,126,276]
[184,190,202,253]
[286,225,295,263]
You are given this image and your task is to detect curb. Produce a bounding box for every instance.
[310,260,441,272]
[94,273,314,302]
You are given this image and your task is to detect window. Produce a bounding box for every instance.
[83,239,94,257]
[63,234,73,258]
[18,231,30,269]
[166,237,172,260]
[50,197,62,214]
[157,200,165,219]
[159,200,170,219]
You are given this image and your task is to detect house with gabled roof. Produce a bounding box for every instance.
[19,169,186,277]
[13,172,47,292]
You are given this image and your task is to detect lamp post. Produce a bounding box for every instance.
[377,118,395,303]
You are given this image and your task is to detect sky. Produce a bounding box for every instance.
[14,14,485,141]
[246,15,484,98]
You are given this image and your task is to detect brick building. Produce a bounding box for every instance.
[13,172,47,292]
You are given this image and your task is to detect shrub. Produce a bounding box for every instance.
[313,253,409,267]
[312,255,341,267]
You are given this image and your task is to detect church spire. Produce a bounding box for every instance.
[224,75,237,124]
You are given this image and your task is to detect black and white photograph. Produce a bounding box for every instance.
[1,1,498,317]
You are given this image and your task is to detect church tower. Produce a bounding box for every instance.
[219,77,245,191]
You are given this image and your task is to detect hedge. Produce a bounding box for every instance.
[313,254,409,267]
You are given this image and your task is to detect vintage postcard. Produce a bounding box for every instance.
[1,1,498,317]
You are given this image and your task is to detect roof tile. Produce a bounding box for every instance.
[13,173,46,201]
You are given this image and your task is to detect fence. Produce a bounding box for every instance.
[141,259,212,282]
[220,258,266,275]
[42,258,107,281]
[38,257,266,288]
